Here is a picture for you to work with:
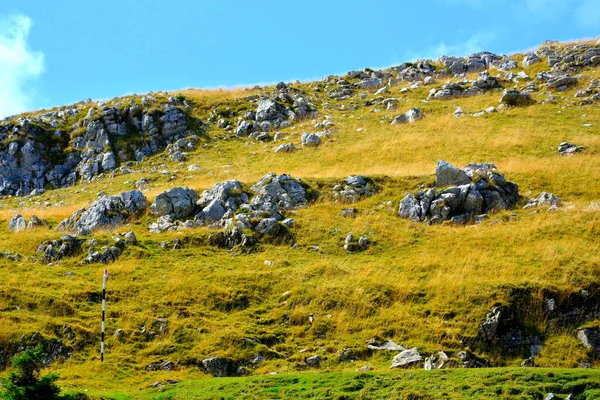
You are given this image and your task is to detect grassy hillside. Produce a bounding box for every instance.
[0,39,599,398]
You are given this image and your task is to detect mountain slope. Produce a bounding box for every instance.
[0,38,599,396]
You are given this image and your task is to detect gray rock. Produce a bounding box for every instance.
[355,78,383,90]
[55,190,146,236]
[390,347,423,368]
[576,328,600,351]
[523,52,542,67]
[436,161,470,187]
[332,175,376,203]
[124,231,137,244]
[301,133,321,147]
[251,173,307,210]
[558,142,584,155]
[305,355,321,366]
[8,214,27,232]
[367,340,405,351]
[398,194,421,221]
[523,192,561,209]
[274,143,299,153]
[202,199,226,222]
[151,187,197,220]
[500,89,535,106]
[391,108,423,124]
[254,218,279,234]
[37,235,84,264]
[201,357,235,377]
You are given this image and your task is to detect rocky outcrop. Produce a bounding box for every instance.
[148,174,308,250]
[37,235,85,264]
[0,95,203,196]
[398,161,519,224]
[332,175,377,203]
[523,192,561,209]
[82,237,128,264]
[57,190,146,235]
[427,71,499,100]
[234,86,316,137]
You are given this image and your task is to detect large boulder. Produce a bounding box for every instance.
[150,187,197,220]
[58,190,147,235]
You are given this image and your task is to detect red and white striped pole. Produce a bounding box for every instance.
[101,269,108,362]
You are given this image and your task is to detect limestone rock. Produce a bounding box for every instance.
[58,190,146,235]
[391,108,423,124]
[557,142,584,155]
[151,187,197,220]
[8,214,27,232]
[500,89,535,106]
[523,192,561,209]
[390,347,423,368]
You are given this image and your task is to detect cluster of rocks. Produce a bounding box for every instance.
[343,234,370,252]
[8,214,47,232]
[383,344,486,370]
[523,192,561,210]
[438,52,507,74]
[0,95,201,196]
[0,251,22,261]
[399,161,520,224]
[82,232,136,264]
[557,142,584,156]
[166,137,197,162]
[148,173,310,248]
[57,190,146,235]
[536,42,600,73]
[37,235,85,264]
[234,84,316,138]
[427,71,500,101]
[332,175,377,203]
[575,78,600,105]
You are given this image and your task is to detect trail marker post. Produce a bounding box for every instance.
[101,269,108,362]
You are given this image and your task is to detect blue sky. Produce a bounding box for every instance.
[0,0,598,117]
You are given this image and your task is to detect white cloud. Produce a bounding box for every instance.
[0,14,45,119]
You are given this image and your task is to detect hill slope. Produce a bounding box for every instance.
[0,39,599,397]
